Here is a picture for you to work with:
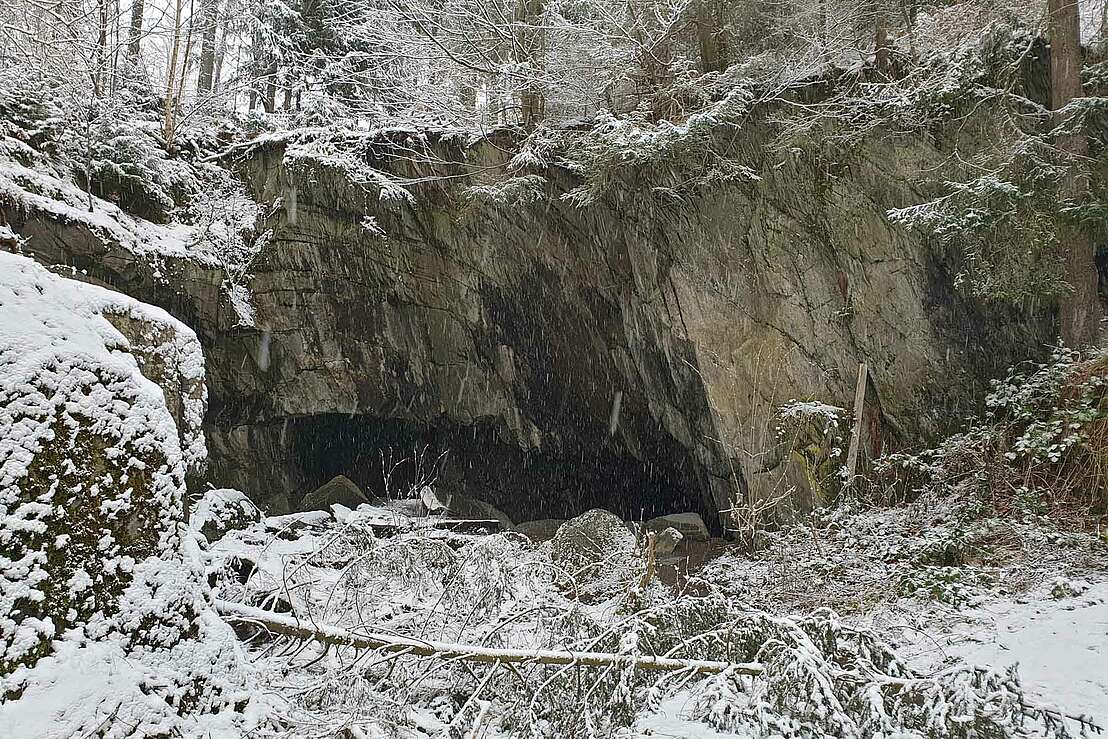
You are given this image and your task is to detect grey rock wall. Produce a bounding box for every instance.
[2,122,1050,531]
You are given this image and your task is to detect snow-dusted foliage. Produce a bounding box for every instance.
[280,129,423,207]
[511,87,762,208]
[887,136,1072,302]
[878,347,1108,513]
[201,501,1089,738]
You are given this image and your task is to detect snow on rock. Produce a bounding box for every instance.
[191,488,261,544]
[551,508,639,601]
[0,540,270,738]
[0,251,270,736]
[0,249,205,671]
[0,157,206,265]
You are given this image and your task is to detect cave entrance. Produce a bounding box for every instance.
[282,414,711,527]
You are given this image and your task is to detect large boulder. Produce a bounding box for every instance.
[300,474,368,511]
[0,251,206,672]
[0,251,264,735]
[446,493,513,529]
[551,509,639,599]
[644,512,710,543]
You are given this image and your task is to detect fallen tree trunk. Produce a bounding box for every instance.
[216,600,763,676]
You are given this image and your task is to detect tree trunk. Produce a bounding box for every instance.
[264,67,277,113]
[629,0,675,117]
[110,0,122,94]
[213,21,228,91]
[819,0,829,63]
[162,0,184,145]
[873,0,890,75]
[93,0,108,96]
[216,601,763,676]
[127,0,144,60]
[1050,0,1102,347]
[514,0,546,128]
[899,0,917,59]
[197,0,219,93]
[174,0,197,113]
[695,0,724,73]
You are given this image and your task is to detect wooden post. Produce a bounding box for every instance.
[845,362,868,485]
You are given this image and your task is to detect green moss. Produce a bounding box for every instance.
[1,382,178,675]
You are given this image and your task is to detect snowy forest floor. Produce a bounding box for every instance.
[698,499,1108,729]
[200,488,1108,738]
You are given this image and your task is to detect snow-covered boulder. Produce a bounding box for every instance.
[191,488,260,543]
[0,251,267,735]
[551,509,638,599]
[0,251,205,672]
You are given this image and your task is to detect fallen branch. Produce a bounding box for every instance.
[216,600,763,676]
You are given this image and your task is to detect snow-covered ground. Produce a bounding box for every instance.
[185,494,1107,738]
[634,582,1108,738]
[894,580,1108,726]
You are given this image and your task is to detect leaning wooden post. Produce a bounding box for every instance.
[844,362,868,487]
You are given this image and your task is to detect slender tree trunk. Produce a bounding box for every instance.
[695,0,724,73]
[873,0,890,75]
[899,0,917,59]
[93,0,108,96]
[514,0,546,128]
[819,0,829,63]
[629,0,675,117]
[110,0,121,94]
[213,21,228,91]
[175,0,197,110]
[263,64,277,113]
[216,601,763,676]
[162,0,184,144]
[196,0,218,93]
[1051,0,1101,346]
[127,0,144,60]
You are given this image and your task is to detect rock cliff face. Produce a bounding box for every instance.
[203,124,1047,528]
[2,122,1050,530]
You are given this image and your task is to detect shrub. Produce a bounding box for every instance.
[877,347,1108,516]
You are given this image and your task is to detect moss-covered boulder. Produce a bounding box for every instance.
[0,250,206,674]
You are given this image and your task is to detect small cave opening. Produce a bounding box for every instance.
[279,413,712,527]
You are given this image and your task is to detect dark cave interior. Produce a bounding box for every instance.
[282,413,712,527]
